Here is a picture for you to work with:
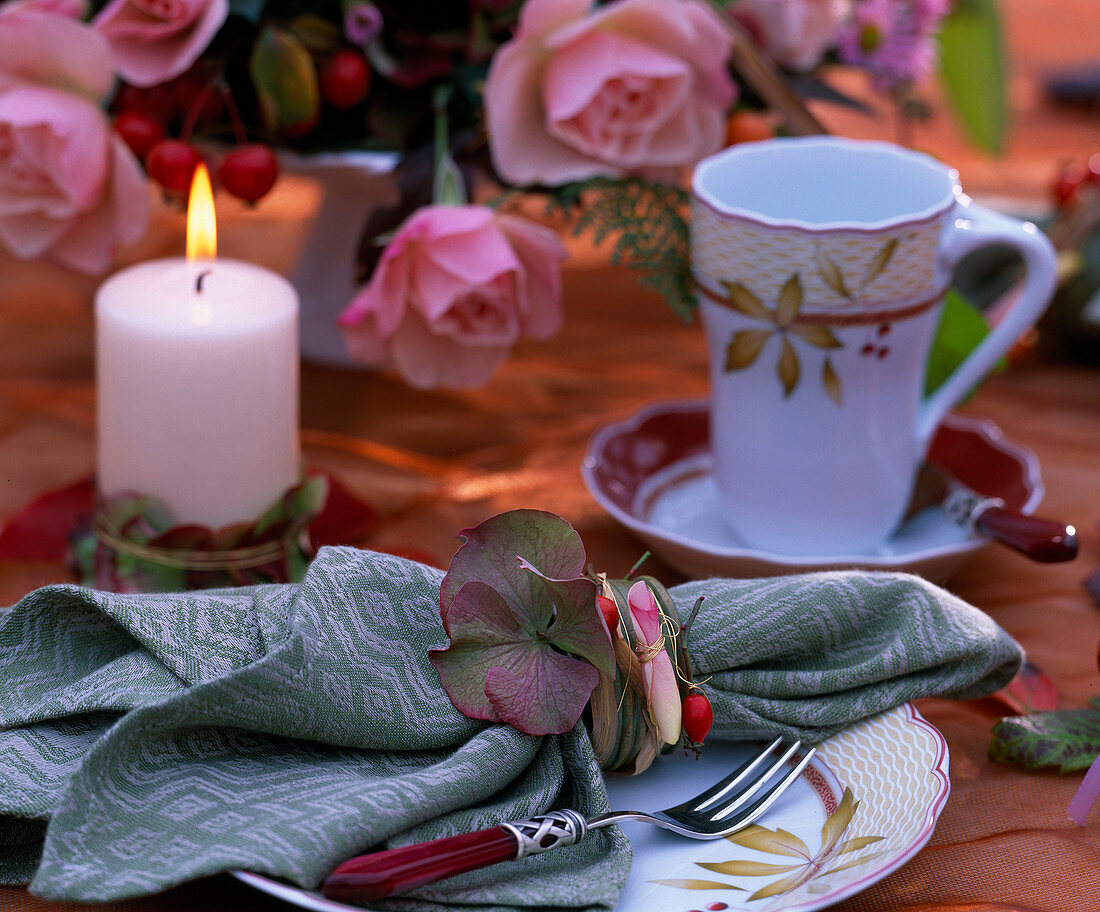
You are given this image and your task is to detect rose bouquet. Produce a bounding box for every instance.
[0,0,1006,387]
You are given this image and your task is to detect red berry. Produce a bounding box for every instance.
[1086,153,1100,186]
[597,595,619,634]
[113,82,177,124]
[681,691,713,744]
[1052,160,1086,207]
[218,144,280,204]
[319,49,372,109]
[114,111,165,160]
[145,140,202,195]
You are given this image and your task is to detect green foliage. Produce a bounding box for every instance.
[937,0,1007,155]
[924,289,999,396]
[989,698,1100,772]
[550,178,696,321]
[228,0,268,22]
[249,25,320,136]
[70,476,327,593]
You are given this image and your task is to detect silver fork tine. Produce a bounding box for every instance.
[708,746,817,828]
[704,740,804,819]
[682,737,785,813]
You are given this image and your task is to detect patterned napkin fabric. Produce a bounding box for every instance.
[0,546,1022,910]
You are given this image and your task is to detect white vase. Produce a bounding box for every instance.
[281,150,400,367]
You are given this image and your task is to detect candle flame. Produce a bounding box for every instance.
[186,162,216,261]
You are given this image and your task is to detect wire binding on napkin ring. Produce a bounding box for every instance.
[941,489,1005,532]
[587,576,697,775]
[92,505,294,571]
[500,810,589,858]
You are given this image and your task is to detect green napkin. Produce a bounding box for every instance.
[0,547,1022,909]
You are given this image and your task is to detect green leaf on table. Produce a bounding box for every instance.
[989,698,1100,772]
[937,0,1007,155]
[430,510,614,736]
[924,289,1000,397]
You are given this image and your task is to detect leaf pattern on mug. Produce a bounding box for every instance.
[863,238,898,286]
[718,275,842,401]
[822,356,842,406]
[815,248,852,301]
[652,788,886,902]
[777,337,799,397]
[725,329,772,371]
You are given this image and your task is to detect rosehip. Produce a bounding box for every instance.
[319,49,371,109]
[113,82,177,123]
[1086,153,1100,186]
[1052,160,1086,207]
[597,595,619,634]
[114,111,166,160]
[218,144,280,204]
[681,691,713,745]
[145,140,202,195]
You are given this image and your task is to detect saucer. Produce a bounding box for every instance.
[582,399,1043,581]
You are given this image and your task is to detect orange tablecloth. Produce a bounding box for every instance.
[3,1,1100,908]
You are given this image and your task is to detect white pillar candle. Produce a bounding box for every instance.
[95,256,300,529]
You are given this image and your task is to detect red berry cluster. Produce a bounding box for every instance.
[112,75,280,205]
[110,46,371,205]
[1051,154,1100,209]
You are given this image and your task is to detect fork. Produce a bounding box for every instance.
[321,738,815,903]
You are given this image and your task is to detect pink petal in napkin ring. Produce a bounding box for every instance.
[626,579,682,745]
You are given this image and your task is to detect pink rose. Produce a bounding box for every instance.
[484,0,736,185]
[93,0,228,87]
[338,205,567,389]
[3,0,88,18]
[0,4,114,99]
[733,0,851,71]
[0,7,150,273]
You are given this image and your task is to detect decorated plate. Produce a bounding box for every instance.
[582,398,1042,581]
[233,703,949,912]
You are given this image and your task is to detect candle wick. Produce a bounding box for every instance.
[196,269,213,294]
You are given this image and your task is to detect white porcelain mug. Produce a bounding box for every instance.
[691,136,1057,556]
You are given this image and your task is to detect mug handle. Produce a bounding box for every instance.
[917,199,1057,448]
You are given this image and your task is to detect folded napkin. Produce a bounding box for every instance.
[0,546,1021,910]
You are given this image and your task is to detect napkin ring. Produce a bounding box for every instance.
[500,809,588,858]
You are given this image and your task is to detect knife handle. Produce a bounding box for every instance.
[322,826,519,902]
[322,810,588,902]
[974,507,1078,562]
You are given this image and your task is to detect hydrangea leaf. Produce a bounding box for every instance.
[431,510,613,735]
[440,509,588,615]
[432,578,604,735]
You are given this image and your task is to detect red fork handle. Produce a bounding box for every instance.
[322,826,519,903]
[321,810,589,903]
[974,507,1078,562]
